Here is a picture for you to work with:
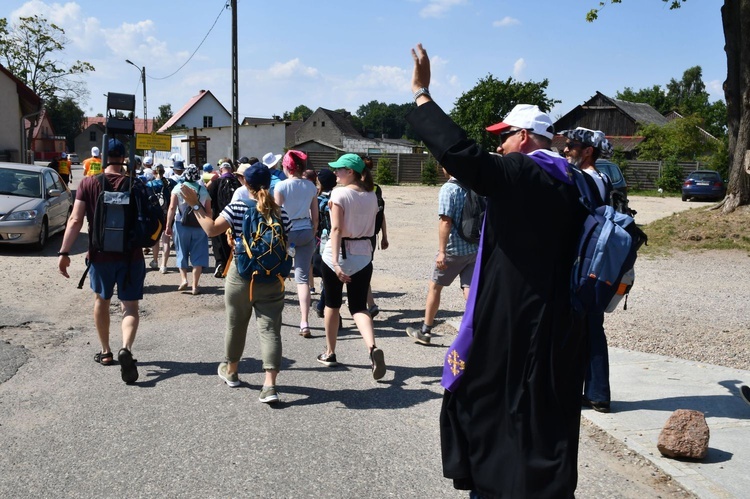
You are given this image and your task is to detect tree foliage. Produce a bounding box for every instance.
[44,96,84,152]
[449,74,559,151]
[283,105,314,121]
[0,15,94,102]
[154,103,173,131]
[356,101,416,140]
[637,115,718,161]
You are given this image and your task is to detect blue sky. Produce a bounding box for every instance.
[4,0,727,122]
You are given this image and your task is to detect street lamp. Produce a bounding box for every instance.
[125,59,148,133]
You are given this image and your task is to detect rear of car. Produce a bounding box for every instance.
[682,170,726,201]
[67,153,80,165]
[595,159,633,216]
[0,164,73,250]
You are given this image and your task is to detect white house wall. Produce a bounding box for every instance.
[172,96,232,130]
[154,123,286,166]
[0,75,21,157]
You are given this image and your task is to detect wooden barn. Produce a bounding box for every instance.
[552,91,669,157]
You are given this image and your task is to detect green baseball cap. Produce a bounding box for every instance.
[328,153,365,173]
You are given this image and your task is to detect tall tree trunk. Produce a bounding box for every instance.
[722,0,750,213]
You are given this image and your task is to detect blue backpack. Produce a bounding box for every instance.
[570,167,647,313]
[235,199,292,291]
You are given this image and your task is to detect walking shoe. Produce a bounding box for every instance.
[259,385,279,404]
[149,259,158,269]
[218,362,241,387]
[316,352,338,367]
[370,346,386,380]
[741,385,750,406]
[368,304,380,318]
[159,266,168,274]
[581,395,610,413]
[117,348,138,384]
[213,265,224,278]
[315,305,324,319]
[405,326,431,345]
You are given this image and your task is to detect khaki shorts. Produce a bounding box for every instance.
[431,252,477,288]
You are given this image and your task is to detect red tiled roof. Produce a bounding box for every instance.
[157,89,231,132]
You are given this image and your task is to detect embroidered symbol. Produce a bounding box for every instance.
[447,349,465,376]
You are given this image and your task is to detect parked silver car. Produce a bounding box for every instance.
[0,163,73,250]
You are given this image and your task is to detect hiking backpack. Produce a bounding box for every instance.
[91,175,165,253]
[449,179,487,244]
[569,167,647,313]
[235,199,292,286]
[216,175,241,214]
[153,179,173,212]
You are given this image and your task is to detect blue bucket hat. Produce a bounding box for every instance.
[244,162,271,190]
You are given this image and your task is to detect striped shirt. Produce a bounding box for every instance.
[220,200,291,239]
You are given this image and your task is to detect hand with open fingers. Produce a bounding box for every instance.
[180,184,198,205]
[411,43,431,93]
[334,265,351,283]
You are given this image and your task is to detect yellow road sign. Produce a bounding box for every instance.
[135,133,172,151]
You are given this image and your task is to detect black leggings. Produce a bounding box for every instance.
[320,262,372,315]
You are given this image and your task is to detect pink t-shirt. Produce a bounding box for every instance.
[329,186,377,256]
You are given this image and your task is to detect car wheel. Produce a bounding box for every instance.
[682,195,688,202]
[33,218,49,251]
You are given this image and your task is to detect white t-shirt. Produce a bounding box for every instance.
[322,186,377,275]
[231,185,250,203]
[172,181,209,223]
[274,177,317,231]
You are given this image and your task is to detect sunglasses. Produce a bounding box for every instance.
[499,128,526,144]
[565,141,586,149]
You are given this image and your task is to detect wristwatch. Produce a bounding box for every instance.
[192,204,201,211]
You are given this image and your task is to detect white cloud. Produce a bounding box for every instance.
[420,0,468,18]
[707,79,724,99]
[266,59,319,79]
[493,17,520,28]
[513,58,526,78]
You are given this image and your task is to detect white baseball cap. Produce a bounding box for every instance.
[486,104,555,140]
[91,146,100,157]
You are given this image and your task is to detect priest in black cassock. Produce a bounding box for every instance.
[406,44,588,499]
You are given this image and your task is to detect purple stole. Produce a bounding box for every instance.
[441,216,486,392]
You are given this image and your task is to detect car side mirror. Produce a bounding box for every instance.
[47,189,62,198]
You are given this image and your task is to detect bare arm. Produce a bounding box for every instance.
[58,199,86,278]
[379,213,388,250]
[180,184,230,237]
[310,193,319,237]
[165,193,178,237]
[436,215,451,271]
[329,201,350,283]
[411,43,434,107]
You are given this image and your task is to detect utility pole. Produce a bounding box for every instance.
[125,60,148,133]
[231,0,238,163]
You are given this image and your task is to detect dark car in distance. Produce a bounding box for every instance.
[682,170,726,202]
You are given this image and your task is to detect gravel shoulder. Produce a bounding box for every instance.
[2,178,734,497]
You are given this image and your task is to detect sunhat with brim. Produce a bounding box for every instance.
[262,152,282,168]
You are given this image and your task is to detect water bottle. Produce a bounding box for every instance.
[287,242,296,257]
[235,236,245,254]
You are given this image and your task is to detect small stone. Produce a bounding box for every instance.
[657,409,710,459]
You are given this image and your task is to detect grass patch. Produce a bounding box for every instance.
[641,204,750,255]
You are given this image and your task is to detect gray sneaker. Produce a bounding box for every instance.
[218,362,240,387]
[370,347,386,380]
[259,385,279,404]
[406,327,431,345]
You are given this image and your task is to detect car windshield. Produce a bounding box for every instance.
[596,162,623,184]
[0,170,42,198]
[690,172,720,182]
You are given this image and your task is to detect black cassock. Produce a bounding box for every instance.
[408,102,588,499]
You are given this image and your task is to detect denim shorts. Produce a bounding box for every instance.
[89,259,146,301]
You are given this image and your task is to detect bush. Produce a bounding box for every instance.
[656,157,685,193]
[374,157,396,185]
[421,156,439,185]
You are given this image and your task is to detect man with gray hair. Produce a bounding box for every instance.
[560,127,615,414]
[407,43,588,498]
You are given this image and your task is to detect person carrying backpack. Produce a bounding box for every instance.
[362,156,389,318]
[207,162,241,278]
[56,138,147,385]
[179,163,291,404]
[405,166,478,346]
[147,165,176,272]
[560,126,616,414]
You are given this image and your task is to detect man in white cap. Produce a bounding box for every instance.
[83,146,103,176]
[558,127,615,415]
[407,44,588,498]
[261,151,286,195]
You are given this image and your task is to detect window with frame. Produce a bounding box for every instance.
[203,116,213,127]
[89,131,97,141]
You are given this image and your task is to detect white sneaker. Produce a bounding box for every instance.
[159,266,167,274]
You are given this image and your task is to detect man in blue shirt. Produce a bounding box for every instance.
[405,167,478,345]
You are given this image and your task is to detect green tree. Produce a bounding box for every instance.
[0,15,94,101]
[588,0,750,212]
[374,157,396,185]
[283,105,313,121]
[616,85,674,114]
[637,115,717,161]
[153,103,173,131]
[45,96,84,152]
[449,74,559,151]
[356,100,415,140]
[421,156,439,185]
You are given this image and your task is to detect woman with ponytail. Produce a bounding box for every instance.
[274,150,319,338]
[179,163,291,404]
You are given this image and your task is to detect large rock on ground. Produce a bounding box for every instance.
[657,409,710,459]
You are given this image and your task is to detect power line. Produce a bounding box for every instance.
[147,1,229,81]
